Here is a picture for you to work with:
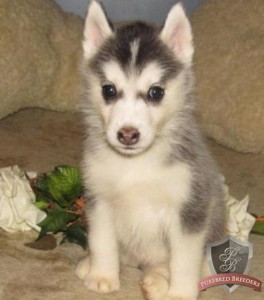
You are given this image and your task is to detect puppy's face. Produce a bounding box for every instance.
[83,2,193,155]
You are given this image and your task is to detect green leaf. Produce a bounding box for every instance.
[33,165,85,247]
[34,200,50,210]
[37,205,77,239]
[47,166,83,208]
[61,221,87,249]
[251,221,264,235]
[34,191,52,210]
[34,174,54,202]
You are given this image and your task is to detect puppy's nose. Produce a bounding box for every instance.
[117,127,140,145]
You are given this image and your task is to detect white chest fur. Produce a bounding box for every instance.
[84,147,192,264]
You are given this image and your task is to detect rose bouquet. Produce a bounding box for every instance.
[0,165,87,250]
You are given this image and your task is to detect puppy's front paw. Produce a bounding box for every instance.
[75,256,91,280]
[76,256,120,294]
[84,274,120,293]
[141,272,169,300]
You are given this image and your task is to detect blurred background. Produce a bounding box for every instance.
[54,0,204,23]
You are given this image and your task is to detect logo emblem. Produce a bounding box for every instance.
[207,235,252,292]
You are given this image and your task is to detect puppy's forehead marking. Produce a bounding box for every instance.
[130,39,140,66]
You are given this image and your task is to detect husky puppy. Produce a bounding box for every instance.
[76,1,225,299]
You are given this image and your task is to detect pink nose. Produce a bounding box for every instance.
[117,127,140,145]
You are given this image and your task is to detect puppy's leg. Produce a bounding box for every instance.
[165,221,206,300]
[76,200,120,293]
[141,264,169,300]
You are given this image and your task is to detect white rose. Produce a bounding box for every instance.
[0,165,46,233]
[222,177,256,241]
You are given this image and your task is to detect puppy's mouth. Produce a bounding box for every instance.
[116,145,144,155]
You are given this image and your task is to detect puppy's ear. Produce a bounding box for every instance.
[83,0,113,59]
[160,3,193,65]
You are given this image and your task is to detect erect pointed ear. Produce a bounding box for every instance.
[160,3,193,65]
[83,0,113,59]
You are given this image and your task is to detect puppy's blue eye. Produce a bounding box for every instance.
[102,84,117,101]
[148,86,164,102]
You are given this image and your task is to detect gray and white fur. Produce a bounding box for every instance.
[76,1,225,300]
